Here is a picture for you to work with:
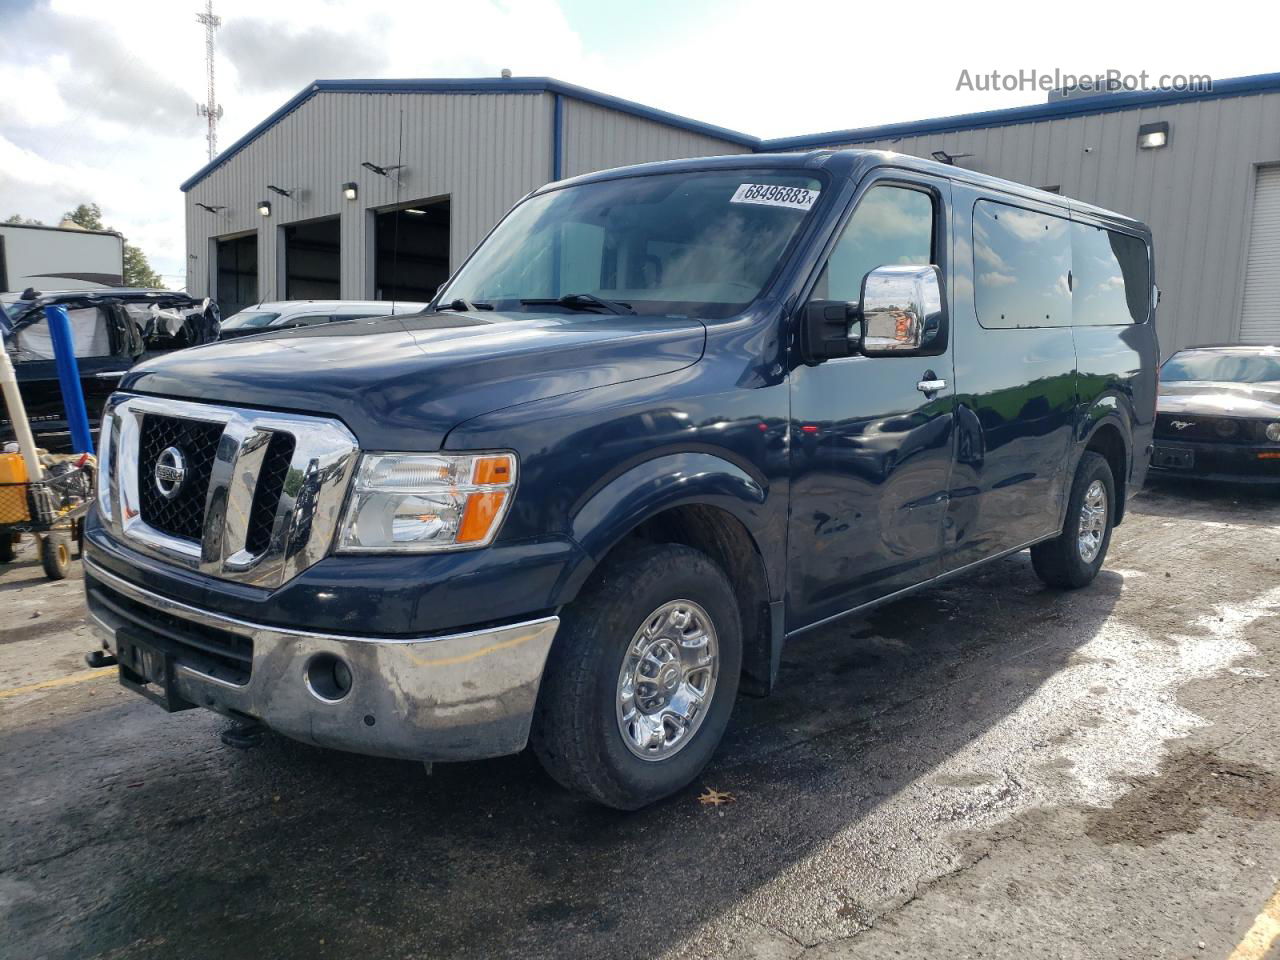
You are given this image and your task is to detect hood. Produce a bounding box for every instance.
[122,311,706,449]
[1158,380,1280,419]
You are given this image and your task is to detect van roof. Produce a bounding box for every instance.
[543,148,1148,236]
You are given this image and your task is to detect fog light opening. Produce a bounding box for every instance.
[305,653,354,703]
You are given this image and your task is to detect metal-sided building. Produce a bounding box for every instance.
[182,72,1280,352]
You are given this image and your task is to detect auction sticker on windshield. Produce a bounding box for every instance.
[730,183,820,210]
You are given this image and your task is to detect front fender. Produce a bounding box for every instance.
[561,451,773,599]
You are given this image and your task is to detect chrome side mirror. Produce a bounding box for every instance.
[859,264,946,356]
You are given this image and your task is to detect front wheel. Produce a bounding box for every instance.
[1030,450,1115,589]
[531,543,742,810]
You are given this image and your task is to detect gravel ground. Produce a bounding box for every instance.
[1,478,1278,960]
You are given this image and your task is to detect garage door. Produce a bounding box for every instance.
[1239,165,1280,344]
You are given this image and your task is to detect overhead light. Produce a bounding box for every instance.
[1137,121,1169,149]
[361,161,405,178]
[342,181,358,201]
[930,149,973,165]
[195,202,224,214]
[257,200,271,217]
[404,208,426,215]
[267,184,292,198]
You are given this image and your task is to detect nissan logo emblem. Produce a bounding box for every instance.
[154,446,187,499]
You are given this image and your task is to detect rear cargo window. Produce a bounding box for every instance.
[973,200,1071,328]
[1070,223,1150,325]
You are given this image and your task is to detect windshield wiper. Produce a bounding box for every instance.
[437,298,495,312]
[520,293,635,315]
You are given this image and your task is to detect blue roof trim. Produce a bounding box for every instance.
[180,77,758,191]
[758,71,1280,150]
[182,71,1280,192]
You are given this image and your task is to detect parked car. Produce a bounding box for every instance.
[83,151,1157,809]
[218,300,430,340]
[1150,344,1280,484]
[1,288,218,452]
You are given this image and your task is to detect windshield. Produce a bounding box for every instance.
[439,170,825,319]
[221,310,281,330]
[1161,351,1280,384]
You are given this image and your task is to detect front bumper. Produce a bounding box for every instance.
[1149,439,1280,485]
[85,558,559,762]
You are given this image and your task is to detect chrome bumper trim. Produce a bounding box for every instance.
[85,558,560,761]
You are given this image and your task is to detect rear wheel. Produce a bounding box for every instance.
[40,532,72,580]
[531,543,742,810]
[1031,451,1115,589]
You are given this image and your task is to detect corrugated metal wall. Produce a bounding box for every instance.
[185,91,747,305]
[186,91,555,301]
[560,99,750,179]
[807,91,1280,355]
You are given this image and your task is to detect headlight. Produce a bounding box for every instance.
[336,452,517,553]
[1267,422,1280,443]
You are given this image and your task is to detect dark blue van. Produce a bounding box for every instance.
[84,150,1158,808]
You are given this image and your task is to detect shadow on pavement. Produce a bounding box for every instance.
[1,552,1122,960]
[1133,476,1280,527]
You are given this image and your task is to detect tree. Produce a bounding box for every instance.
[122,244,164,288]
[63,203,165,289]
[4,214,44,225]
[63,203,105,231]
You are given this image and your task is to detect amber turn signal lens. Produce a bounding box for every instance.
[457,491,507,543]
[1257,451,1280,460]
[473,456,513,485]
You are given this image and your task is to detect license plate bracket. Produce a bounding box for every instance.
[117,631,195,712]
[1153,445,1195,470]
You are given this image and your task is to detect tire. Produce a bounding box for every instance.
[40,532,72,580]
[531,542,742,810]
[0,534,16,564]
[1031,451,1116,589]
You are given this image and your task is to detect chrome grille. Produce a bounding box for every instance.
[99,394,359,588]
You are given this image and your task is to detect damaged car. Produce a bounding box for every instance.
[1,288,219,452]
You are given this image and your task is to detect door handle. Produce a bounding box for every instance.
[917,378,947,394]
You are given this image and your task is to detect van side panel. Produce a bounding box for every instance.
[943,184,1080,569]
[1070,323,1158,511]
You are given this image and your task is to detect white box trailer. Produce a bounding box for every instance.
[0,223,124,293]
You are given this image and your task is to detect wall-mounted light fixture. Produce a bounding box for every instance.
[266,184,292,198]
[342,181,358,201]
[1137,121,1170,150]
[257,200,271,217]
[930,149,973,166]
[361,161,404,178]
[194,202,225,214]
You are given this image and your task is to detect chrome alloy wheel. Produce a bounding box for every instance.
[615,600,719,761]
[1077,479,1108,564]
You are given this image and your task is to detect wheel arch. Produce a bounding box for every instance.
[560,452,784,696]
[1080,417,1131,525]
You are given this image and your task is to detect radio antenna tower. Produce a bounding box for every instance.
[195,0,224,160]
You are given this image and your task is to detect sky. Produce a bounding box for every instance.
[0,0,1274,288]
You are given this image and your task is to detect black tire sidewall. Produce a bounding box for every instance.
[550,544,742,807]
[1064,453,1115,582]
